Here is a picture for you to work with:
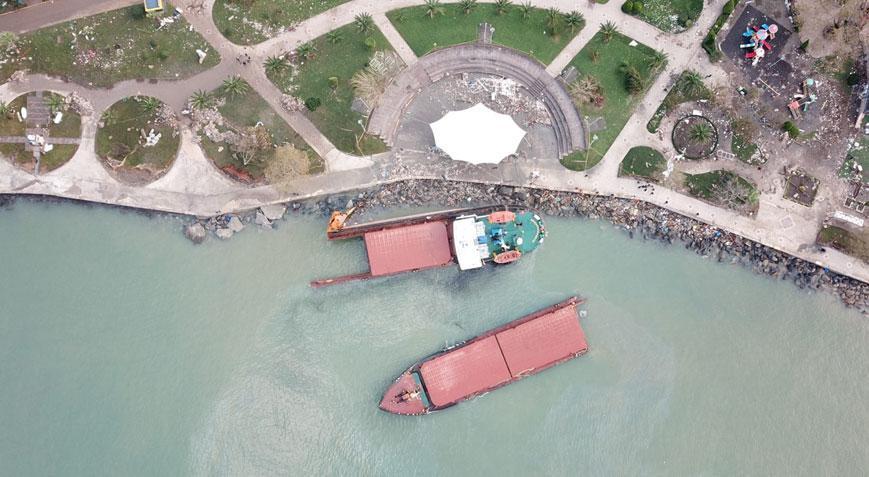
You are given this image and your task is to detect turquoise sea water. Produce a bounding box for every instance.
[0,200,866,476]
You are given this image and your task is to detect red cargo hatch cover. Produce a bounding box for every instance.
[364,222,452,276]
[496,305,586,377]
[420,336,512,407]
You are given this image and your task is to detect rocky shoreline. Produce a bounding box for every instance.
[3,179,866,311]
[183,179,867,312]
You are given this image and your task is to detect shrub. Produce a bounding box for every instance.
[798,40,809,52]
[782,121,800,139]
[304,97,322,111]
[130,5,146,20]
[622,1,633,13]
[364,36,377,51]
[722,2,734,15]
[632,2,644,14]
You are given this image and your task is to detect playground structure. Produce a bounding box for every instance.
[740,23,779,67]
[787,78,819,120]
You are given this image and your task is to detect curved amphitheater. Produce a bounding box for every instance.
[368,43,585,159]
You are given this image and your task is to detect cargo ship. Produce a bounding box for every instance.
[311,205,546,287]
[379,297,587,415]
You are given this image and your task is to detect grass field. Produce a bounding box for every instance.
[685,169,758,212]
[213,0,349,45]
[818,225,869,263]
[619,146,666,181]
[0,93,81,171]
[266,23,390,155]
[386,4,583,64]
[198,80,323,182]
[839,134,868,184]
[95,97,179,181]
[0,4,219,87]
[638,0,704,33]
[561,31,662,171]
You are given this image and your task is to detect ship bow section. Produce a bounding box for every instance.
[379,371,429,415]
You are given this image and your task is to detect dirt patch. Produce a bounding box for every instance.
[792,0,868,58]
[784,168,820,206]
[672,115,718,159]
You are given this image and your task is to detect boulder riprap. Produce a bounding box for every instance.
[227,216,244,233]
[184,222,207,244]
[255,210,272,228]
[214,228,234,240]
[260,204,286,221]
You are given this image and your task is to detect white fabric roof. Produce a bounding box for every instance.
[430,103,526,164]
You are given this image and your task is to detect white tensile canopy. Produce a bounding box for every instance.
[429,103,526,165]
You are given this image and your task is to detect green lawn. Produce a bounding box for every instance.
[685,169,759,213]
[95,97,179,181]
[213,0,349,45]
[732,129,760,164]
[561,31,662,171]
[638,0,704,33]
[619,146,666,181]
[198,80,324,183]
[266,23,390,155]
[0,93,81,171]
[0,4,219,87]
[646,70,711,133]
[386,4,583,64]
[818,225,869,262]
[839,134,869,184]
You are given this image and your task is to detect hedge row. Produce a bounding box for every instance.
[702,0,739,61]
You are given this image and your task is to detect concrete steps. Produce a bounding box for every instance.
[369,44,584,159]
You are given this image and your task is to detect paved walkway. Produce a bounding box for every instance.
[372,12,418,66]
[0,0,866,284]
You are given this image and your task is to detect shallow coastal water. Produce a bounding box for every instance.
[0,200,867,476]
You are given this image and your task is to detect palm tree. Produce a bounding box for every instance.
[354,12,373,34]
[460,0,477,14]
[518,1,532,19]
[222,75,250,97]
[680,70,705,97]
[569,75,603,106]
[264,55,288,75]
[647,49,667,71]
[138,96,160,113]
[296,42,315,60]
[546,7,562,33]
[45,94,65,114]
[424,0,444,18]
[621,62,645,94]
[565,11,584,32]
[689,122,713,144]
[495,0,511,15]
[326,30,343,44]
[600,21,618,43]
[188,90,213,110]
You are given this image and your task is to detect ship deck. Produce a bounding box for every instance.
[480,211,544,256]
[418,299,586,409]
[364,221,453,276]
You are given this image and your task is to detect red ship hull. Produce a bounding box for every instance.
[379,297,588,415]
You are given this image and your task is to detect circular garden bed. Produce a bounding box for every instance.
[0,91,82,173]
[672,114,718,159]
[96,96,180,185]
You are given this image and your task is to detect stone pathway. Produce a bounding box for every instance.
[0,0,865,283]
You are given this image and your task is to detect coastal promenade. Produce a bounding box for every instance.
[0,0,866,285]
